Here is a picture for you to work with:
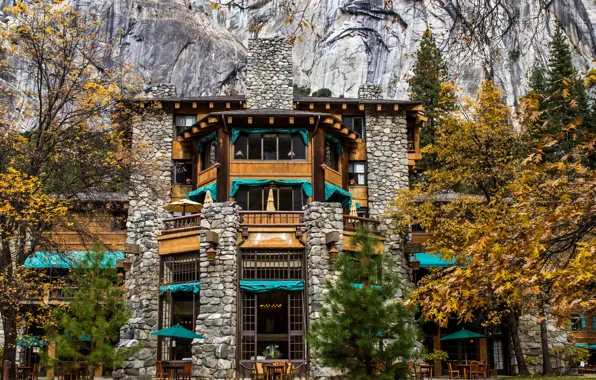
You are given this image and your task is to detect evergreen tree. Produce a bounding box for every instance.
[528,64,547,97]
[43,252,133,380]
[409,29,456,171]
[307,229,418,379]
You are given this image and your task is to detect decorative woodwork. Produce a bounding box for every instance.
[348,185,368,207]
[197,165,219,188]
[322,165,342,187]
[239,211,304,226]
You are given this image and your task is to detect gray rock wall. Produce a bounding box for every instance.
[114,104,173,380]
[245,38,293,110]
[192,202,240,379]
[363,85,409,219]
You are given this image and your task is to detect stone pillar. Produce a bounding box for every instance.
[382,220,414,293]
[114,105,173,380]
[516,314,569,374]
[358,84,382,100]
[303,202,344,379]
[245,38,293,110]
[193,202,240,379]
[363,89,409,219]
[144,83,177,99]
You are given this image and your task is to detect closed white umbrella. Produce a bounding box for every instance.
[204,190,214,204]
[349,199,358,216]
[266,188,276,211]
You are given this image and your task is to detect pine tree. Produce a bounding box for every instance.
[528,64,547,97]
[43,252,133,380]
[307,229,418,379]
[409,29,456,171]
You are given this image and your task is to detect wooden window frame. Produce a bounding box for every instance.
[233,133,307,161]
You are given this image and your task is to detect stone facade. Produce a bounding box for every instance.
[363,86,409,219]
[114,104,174,380]
[358,84,382,100]
[245,38,293,110]
[193,202,240,379]
[144,83,177,99]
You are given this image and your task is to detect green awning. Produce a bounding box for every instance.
[197,132,218,153]
[229,179,312,197]
[150,325,205,339]
[411,253,455,268]
[17,335,47,347]
[187,182,217,202]
[24,251,125,269]
[232,128,309,146]
[440,329,487,340]
[324,183,353,207]
[160,282,201,294]
[324,133,342,155]
[240,280,304,293]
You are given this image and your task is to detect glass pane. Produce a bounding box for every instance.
[348,162,354,173]
[175,116,184,126]
[354,162,365,173]
[278,188,293,211]
[293,187,305,211]
[278,134,292,160]
[357,174,366,184]
[343,116,353,129]
[263,134,277,160]
[325,141,339,171]
[234,134,248,160]
[236,188,248,210]
[248,187,263,210]
[248,134,261,159]
[354,117,364,139]
[292,135,306,160]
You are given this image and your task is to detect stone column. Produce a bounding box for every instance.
[358,84,382,100]
[193,202,240,379]
[303,202,344,379]
[360,85,409,219]
[114,105,173,380]
[245,38,293,110]
[516,314,569,374]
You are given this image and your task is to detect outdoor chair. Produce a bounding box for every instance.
[290,363,305,379]
[469,361,481,379]
[408,361,417,380]
[448,363,460,379]
[26,363,40,380]
[176,361,192,380]
[155,362,172,380]
[283,363,293,380]
[483,362,497,378]
[238,362,254,379]
[477,361,488,378]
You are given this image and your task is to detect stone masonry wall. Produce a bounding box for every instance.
[192,202,240,379]
[114,104,173,380]
[303,202,344,379]
[358,84,382,100]
[245,38,293,110]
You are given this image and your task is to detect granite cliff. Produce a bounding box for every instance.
[3,0,596,104]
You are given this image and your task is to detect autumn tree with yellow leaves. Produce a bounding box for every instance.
[0,1,143,373]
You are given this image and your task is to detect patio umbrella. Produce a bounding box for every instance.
[149,325,205,339]
[204,190,214,204]
[163,199,202,216]
[440,329,487,363]
[349,199,358,216]
[266,188,276,211]
[17,335,47,347]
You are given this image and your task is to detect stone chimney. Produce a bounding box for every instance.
[245,38,293,110]
[144,83,177,98]
[358,84,382,100]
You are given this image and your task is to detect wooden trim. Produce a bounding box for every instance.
[192,138,199,189]
[216,126,229,202]
[197,164,219,188]
[341,140,349,190]
[312,128,325,201]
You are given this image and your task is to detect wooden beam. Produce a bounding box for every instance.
[192,102,197,108]
[348,132,356,140]
[376,105,382,111]
[340,127,349,135]
[292,103,297,110]
[289,117,294,124]
[192,127,199,134]
[216,127,229,202]
[209,102,214,109]
[309,103,314,110]
[175,103,180,109]
[248,117,253,124]
[393,104,399,111]
[323,117,334,124]
[342,103,347,110]
[177,136,184,142]
[269,117,274,124]
[156,102,162,109]
[341,140,349,190]
[417,114,428,122]
[200,122,207,129]
[184,132,191,139]
[309,117,314,125]
[325,103,330,110]
[356,138,362,143]
[358,104,364,111]
[333,123,341,129]
[312,128,325,202]
[192,136,199,189]
[412,104,424,111]
[226,102,230,109]
[227,117,233,124]
[243,102,247,109]
[208,117,218,124]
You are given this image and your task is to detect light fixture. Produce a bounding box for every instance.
[287,151,295,158]
[235,151,244,158]
[329,246,339,262]
[206,246,216,261]
[410,256,420,271]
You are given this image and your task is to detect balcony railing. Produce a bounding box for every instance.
[322,164,342,187]
[162,214,201,233]
[197,163,219,188]
[343,215,381,234]
[239,211,304,226]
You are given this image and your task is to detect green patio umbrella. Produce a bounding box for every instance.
[440,329,487,363]
[17,335,47,347]
[149,325,205,339]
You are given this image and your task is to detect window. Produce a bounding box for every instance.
[175,115,197,136]
[348,161,366,185]
[570,315,585,331]
[235,186,307,211]
[343,116,365,139]
[201,140,217,170]
[407,127,415,152]
[357,207,368,218]
[325,140,339,171]
[173,161,192,185]
[162,252,200,284]
[234,133,306,160]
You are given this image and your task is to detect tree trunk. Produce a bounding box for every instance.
[2,309,18,380]
[508,312,530,376]
[539,315,553,375]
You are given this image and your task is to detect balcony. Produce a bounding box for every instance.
[343,215,381,234]
[239,211,304,226]
[162,215,201,233]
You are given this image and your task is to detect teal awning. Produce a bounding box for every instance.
[150,325,205,339]
[197,132,218,153]
[229,179,312,197]
[187,182,217,202]
[411,253,455,268]
[17,336,47,347]
[351,283,382,290]
[24,251,124,269]
[324,183,353,207]
[240,280,304,293]
[160,282,201,294]
[232,128,309,146]
[324,133,342,155]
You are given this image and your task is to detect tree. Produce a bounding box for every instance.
[293,85,310,97]
[409,29,456,171]
[391,80,532,375]
[311,88,332,97]
[0,1,142,373]
[43,252,133,380]
[307,229,418,379]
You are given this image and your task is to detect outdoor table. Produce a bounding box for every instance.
[17,366,32,380]
[263,363,287,380]
[418,364,433,380]
[161,360,191,378]
[457,364,471,379]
